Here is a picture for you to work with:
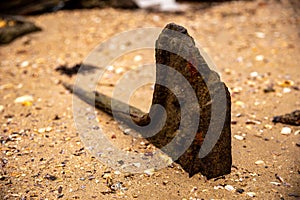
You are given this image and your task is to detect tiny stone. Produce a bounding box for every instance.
[245,119,261,125]
[14,95,33,104]
[123,128,131,135]
[270,181,281,186]
[255,55,264,61]
[234,135,244,141]
[225,185,235,191]
[38,128,46,133]
[106,65,114,71]
[250,71,259,78]
[0,105,4,112]
[281,127,292,135]
[58,186,63,194]
[214,185,224,190]
[255,32,266,38]
[263,85,275,93]
[246,192,256,197]
[283,87,291,93]
[236,188,244,194]
[20,61,29,68]
[45,127,52,132]
[53,115,60,120]
[144,168,155,176]
[114,171,121,175]
[255,160,265,165]
[44,174,57,181]
[190,186,197,192]
[264,124,273,129]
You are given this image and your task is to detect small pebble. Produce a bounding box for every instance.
[123,128,131,135]
[38,127,53,133]
[20,61,29,68]
[283,87,291,93]
[250,71,259,78]
[14,95,33,104]
[144,168,155,176]
[281,127,292,135]
[245,119,261,125]
[255,32,266,38]
[270,181,281,186]
[225,185,235,191]
[58,186,63,193]
[214,185,224,190]
[234,135,244,141]
[114,171,121,175]
[236,188,244,194]
[264,124,273,129]
[246,192,256,197]
[255,55,264,61]
[231,87,243,94]
[106,65,114,71]
[255,160,265,165]
[263,84,275,93]
[0,105,4,112]
[190,186,197,192]
[44,174,57,181]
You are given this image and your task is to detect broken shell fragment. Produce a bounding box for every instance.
[14,95,33,104]
[280,127,292,135]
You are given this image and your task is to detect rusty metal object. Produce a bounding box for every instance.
[149,23,232,178]
[63,23,232,179]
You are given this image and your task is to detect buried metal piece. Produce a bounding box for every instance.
[63,23,232,179]
[149,23,232,178]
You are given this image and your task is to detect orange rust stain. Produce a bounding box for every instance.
[194,131,204,145]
